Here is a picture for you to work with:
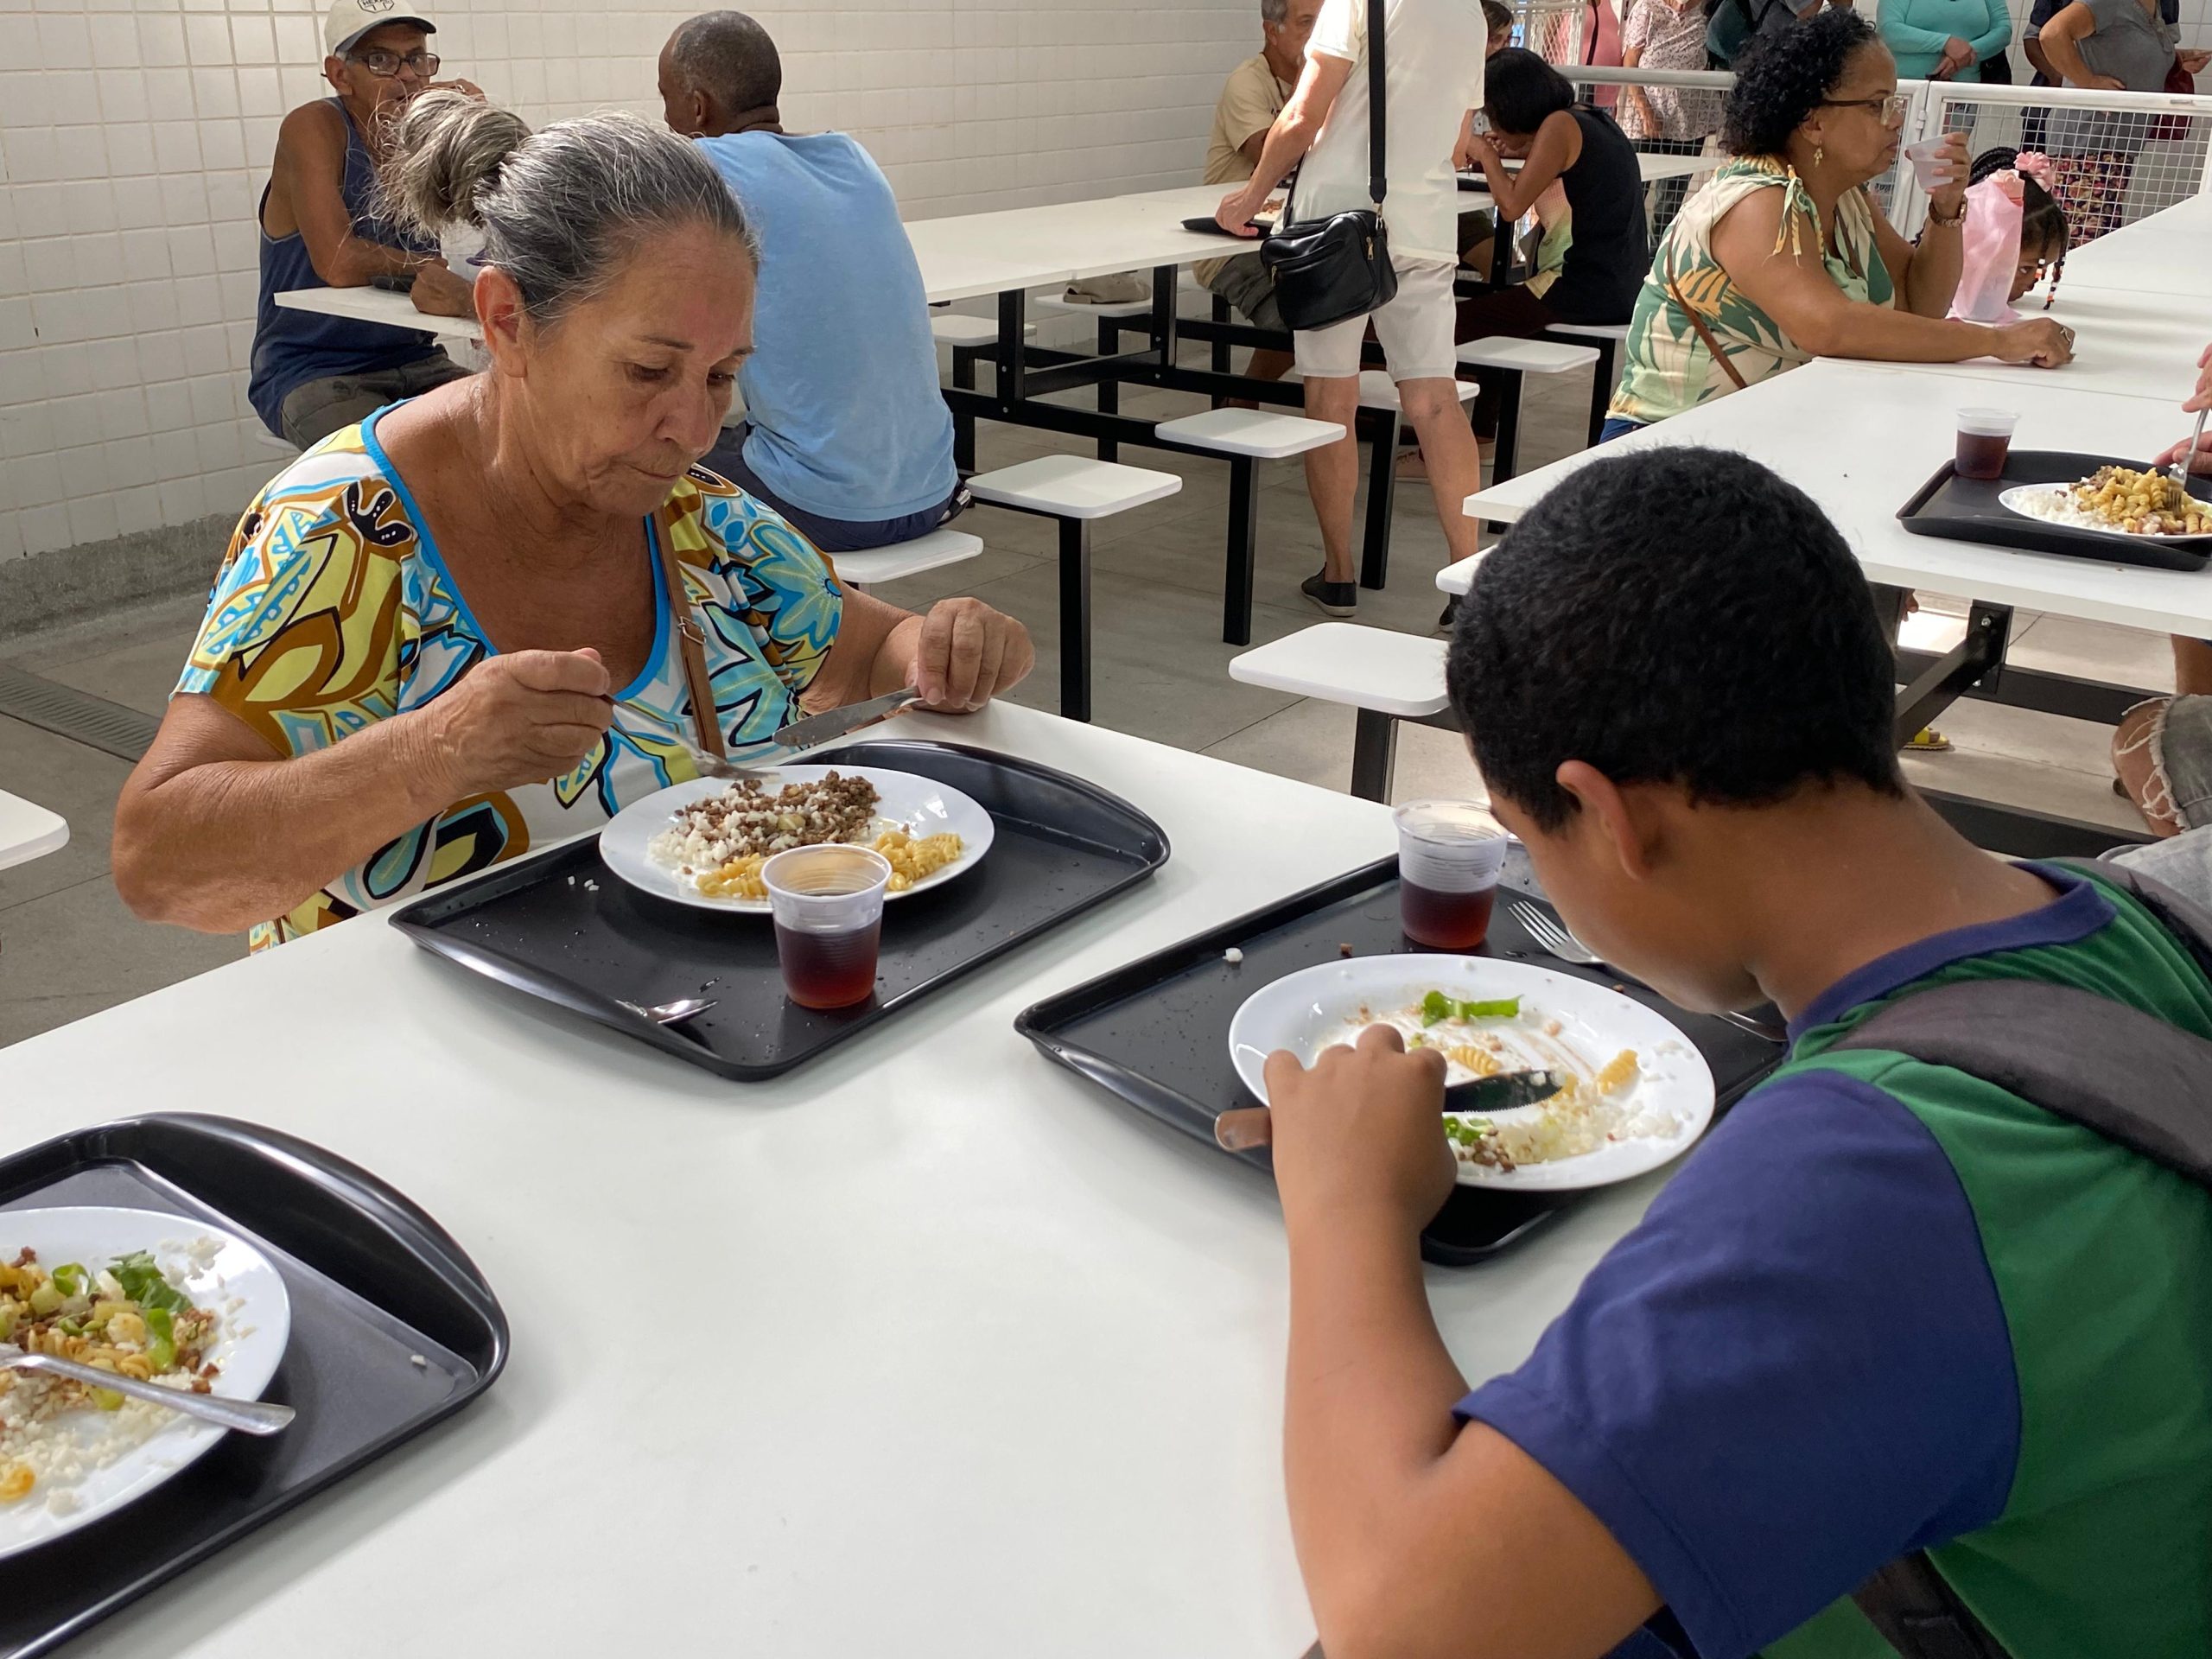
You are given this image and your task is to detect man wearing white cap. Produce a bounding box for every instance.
[246,0,486,448]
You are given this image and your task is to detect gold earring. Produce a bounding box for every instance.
[1813,144,1824,168]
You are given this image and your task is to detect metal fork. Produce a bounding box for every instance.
[2167,405,2209,512]
[1508,902,1787,1045]
[679,743,779,785]
[0,1343,295,1434]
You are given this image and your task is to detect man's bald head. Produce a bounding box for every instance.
[659,11,782,137]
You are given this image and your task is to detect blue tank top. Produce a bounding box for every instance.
[248,99,442,435]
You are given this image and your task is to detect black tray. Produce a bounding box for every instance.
[0,1113,505,1657]
[1016,860,1784,1266]
[1897,448,2212,572]
[391,739,1171,1082]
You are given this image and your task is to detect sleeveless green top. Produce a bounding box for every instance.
[1611,159,1897,428]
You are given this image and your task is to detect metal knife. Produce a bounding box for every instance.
[1442,1068,1565,1115]
[771,686,922,754]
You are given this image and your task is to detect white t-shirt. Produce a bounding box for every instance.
[1294,0,1486,265]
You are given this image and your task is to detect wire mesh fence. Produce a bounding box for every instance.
[1512,0,1589,67]
[1923,90,2211,249]
[1558,69,2212,256]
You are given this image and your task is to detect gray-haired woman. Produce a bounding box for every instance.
[113,94,1032,949]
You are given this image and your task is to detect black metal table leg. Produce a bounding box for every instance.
[1211,294,1232,378]
[1360,410,1400,590]
[1483,370,1524,535]
[1223,454,1258,646]
[1060,518,1094,723]
[1583,338,1615,448]
[997,288,1028,404]
[1892,604,2012,747]
[1096,317,1121,462]
[1351,708,1399,801]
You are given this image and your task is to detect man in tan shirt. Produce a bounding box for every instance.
[1198,0,1322,386]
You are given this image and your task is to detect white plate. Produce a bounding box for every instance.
[1998,482,2212,544]
[598,765,996,913]
[0,1206,291,1557]
[1228,957,1716,1192]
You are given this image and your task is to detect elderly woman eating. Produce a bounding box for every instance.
[1605,10,2075,437]
[113,94,1033,950]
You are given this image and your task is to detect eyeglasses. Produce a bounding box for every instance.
[1820,92,1910,126]
[351,48,440,78]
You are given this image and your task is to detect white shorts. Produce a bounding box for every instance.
[1292,257,1460,383]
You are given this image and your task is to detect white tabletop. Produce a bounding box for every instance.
[906,184,1262,297]
[2051,235,2212,300]
[0,788,68,872]
[1460,149,1711,192]
[270,283,485,345]
[281,185,1243,335]
[1455,358,2212,633]
[0,702,1668,1659]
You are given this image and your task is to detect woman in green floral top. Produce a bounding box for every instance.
[1606,10,2075,435]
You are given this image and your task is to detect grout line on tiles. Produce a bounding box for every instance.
[0,871,116,920]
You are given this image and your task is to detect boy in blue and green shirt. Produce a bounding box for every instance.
[1230,448,2212,1657]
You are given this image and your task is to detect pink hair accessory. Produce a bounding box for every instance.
[2015,151,2055,185]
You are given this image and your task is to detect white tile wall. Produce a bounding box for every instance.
[0,0,1261,564]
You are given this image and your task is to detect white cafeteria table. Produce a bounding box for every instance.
[1452,359,2212,635]
[0,702,1656,1658]
[276,165,1719,338]
[0,789,68,872]
[1448,354,2208,849]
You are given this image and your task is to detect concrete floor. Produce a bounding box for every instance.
[0,355,2172,1050]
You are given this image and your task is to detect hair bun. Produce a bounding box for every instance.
[378,89,532,234]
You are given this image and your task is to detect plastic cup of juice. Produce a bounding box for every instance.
[1395,802,1508,950]
[763,845,892,1010]
[1955,408,2018,481]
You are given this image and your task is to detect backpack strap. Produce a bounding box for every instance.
[1850,1555,2012,1659]
[1830,855,2212,1659]
[1830,977,2212,1183]
[2059,855,2212,984]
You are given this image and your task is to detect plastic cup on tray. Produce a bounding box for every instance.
[763,845,892,1010]
[1955,407,2018,481]
[1394,801,1508,950]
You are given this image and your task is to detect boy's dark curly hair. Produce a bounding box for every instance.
[1446,447,1904,830]
[1722,9,1882,158]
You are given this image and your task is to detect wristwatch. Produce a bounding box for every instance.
[1927,200,1967,226]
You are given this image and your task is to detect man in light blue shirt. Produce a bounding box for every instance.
[658,11,964,551]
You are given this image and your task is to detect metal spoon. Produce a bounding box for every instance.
[615,996,716,1026]
[0,1344,294,1435]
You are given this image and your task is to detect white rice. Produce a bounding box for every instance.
[2011,485,2206,538]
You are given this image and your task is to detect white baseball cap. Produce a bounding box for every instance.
[324,0,436,59]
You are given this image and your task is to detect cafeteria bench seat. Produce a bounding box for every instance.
[1539,320,1633,447]
[1230,622,1448,802]
[966,454,1184,725]
[830,528,986,589]
[1154,407,1347,647]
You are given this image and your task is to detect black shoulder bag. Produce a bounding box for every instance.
[1261,0,1396,332]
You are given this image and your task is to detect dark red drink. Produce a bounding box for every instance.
[1401,880,1497,950]
[773,918,881,1009]
[1955,429,2011,480]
